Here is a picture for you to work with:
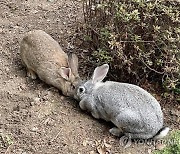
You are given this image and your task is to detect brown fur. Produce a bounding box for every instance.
[20,30,80,97]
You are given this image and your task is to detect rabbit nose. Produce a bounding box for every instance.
[78,86,85,94]
[79,88,84,93]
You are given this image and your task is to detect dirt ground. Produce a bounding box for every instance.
[0,0,179,154]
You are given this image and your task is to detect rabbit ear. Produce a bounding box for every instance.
[68,53,79,77]
[92,64,109,83]
[59,67,72,80]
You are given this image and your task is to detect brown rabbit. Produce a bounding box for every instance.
[20,30,80,97]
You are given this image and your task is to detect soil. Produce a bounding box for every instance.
[0,0,179,154]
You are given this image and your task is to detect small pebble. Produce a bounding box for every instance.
[31,127,38,132]
[34,97,40,103]
[147,149,152,154]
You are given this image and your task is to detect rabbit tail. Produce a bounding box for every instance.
[153,127,170,139]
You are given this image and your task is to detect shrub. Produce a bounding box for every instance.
[82,0,180,97]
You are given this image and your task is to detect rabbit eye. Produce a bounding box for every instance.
[78,87,85,93]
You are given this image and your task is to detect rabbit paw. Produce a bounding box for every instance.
[27,69,37,79]
[91,111,99,119]
[109,127,123,137]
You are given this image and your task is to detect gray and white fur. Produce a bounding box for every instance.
[74,64,169,139]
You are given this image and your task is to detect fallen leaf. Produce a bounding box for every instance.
[90,151,96,154]
[95,140,101,146]
[155,143,166,150]
[103,138,112,148]
[104,142,111,148]
[97,145,106,154]
[83,140,87,147]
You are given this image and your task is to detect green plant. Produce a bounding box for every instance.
[92,48,113,63]
[83,0,180,98]
[154,130,180,154]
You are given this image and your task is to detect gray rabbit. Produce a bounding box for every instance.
[74,64,169,139]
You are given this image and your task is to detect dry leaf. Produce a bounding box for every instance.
[103,138,112,148]
[155,143,166,150]
[104,142,111,148]
[95,140,102,146]
[97,145,106,154]
[83,140,87,147]
[90,151,96,154]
